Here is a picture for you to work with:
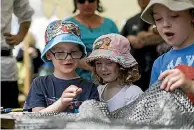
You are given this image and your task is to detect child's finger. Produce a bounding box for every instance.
[75,88,82,95]
[64,85,79,93]
[62,93,77,98]
[166,76,180,90]
[61,98,74,105]
[158,69,174,80]
[169,80,183,91]
[160,77,169,90]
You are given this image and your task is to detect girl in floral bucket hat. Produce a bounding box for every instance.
[141,0,194,102]
[24,20,99,113]
[86,33,143,112]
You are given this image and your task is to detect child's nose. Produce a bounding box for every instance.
[163,19,171,28]
[101,64,107,71]
[66,54,73,60]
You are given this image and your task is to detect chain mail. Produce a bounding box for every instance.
[9,81,194,129]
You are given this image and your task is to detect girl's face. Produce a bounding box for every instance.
[76,0,97,16]
[95,58,119,83]
[46,43,82,77]
[153,4,194,49]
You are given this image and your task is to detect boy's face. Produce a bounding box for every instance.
[46,42,82,76]
[153,4,194,49]
[95,58,119,83]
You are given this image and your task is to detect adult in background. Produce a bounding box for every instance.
[1,0,34,108]
[121,0,170,91]
[65,0,119,81]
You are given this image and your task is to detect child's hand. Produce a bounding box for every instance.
[158,69,193,92]
[60,85,82,107]
[37,86,82,112]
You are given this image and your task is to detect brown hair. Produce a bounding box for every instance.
[72,0,104,13]
[92,63,141,86]
[189,9,194,27]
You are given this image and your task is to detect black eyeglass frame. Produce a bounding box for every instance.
[49,50,83,60]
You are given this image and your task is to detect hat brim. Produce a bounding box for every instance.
[41,33,87,62]
[141,0,194,24]
[86,49,137,68]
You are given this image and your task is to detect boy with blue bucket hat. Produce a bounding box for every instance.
[24,20,99,113]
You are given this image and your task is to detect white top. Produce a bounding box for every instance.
[98,84,143,112]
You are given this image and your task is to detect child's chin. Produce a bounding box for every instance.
[103,79,113,83]
[62,68,75,74]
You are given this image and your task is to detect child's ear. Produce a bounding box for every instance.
[46,52,52,60]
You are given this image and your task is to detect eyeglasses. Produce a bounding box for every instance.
[77,0,96,4]
[50,50,82,60]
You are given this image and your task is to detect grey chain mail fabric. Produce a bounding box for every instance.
[12,81,194,129]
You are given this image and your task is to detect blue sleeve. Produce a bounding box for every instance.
[149,58,161,87]
[23,78,46,110]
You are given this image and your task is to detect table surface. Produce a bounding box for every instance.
[1,112,23,129]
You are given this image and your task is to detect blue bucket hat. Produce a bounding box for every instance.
[41,20,87,62]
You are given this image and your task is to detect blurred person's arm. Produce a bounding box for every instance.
[138,25,165,46]
[4,0,34,46]
[13,0,34,44]
[4,22,32,46]
[140,33,164,46]
[137,31,171,54]
[128,31,165,49]
[127,35,144,49]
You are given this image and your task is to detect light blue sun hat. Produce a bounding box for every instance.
[41,20,87,62]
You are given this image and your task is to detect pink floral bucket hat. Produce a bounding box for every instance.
[86,33,138,68]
